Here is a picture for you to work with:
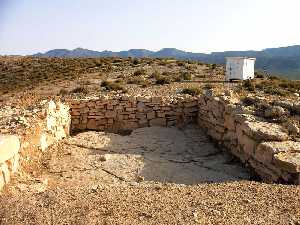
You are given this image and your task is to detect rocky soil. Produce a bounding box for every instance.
[0,126,300,224]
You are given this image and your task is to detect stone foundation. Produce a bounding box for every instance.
[0,94,299,191]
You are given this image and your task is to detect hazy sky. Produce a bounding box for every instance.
[1,0,300,55]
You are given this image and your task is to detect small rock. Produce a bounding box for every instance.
[99,155,108,162]
[137,176,144,182]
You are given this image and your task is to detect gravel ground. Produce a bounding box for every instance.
[1,182,299,225]
[0,126,299,225]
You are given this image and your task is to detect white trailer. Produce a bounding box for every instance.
[226,57,256,81]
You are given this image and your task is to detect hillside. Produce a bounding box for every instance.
[32,46,300,80]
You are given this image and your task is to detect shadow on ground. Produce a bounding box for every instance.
[42,125,252,186]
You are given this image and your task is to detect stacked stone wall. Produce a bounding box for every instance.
[197,95,300,184]
[69,96,199,132]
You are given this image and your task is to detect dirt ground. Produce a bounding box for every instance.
[0,126,300,225]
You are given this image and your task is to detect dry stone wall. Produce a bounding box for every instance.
[0,100,70,191]
[69,96,199,132]
[1,94,299,191]
[197,95,300,184]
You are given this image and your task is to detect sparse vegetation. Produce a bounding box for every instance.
[58,88,69,96]
[181,72,192,81]
[101,80,126,92]
[181,87,201,96]
[133,69,146,76]
[71,86,88,94]
[155,77,170,85]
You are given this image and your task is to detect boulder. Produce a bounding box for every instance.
[0,135,20,164]
[255,141,300,165]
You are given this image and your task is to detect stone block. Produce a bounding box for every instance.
[125,108,136,112]
[129,114,136,119]
[0,135,20,164]
[149,118,166,127]
[238,134,258,156]
[255,141,300,165]
[248,159,280,183]
[107,104,113,110]
[71,110,80,116]
[87,119,98,130]
[105,111,117,118]
[108,118,114,124]
[135,113,146,120]
[156,112,166,118]
[242,121,289,141]
[224,114,236,131]
[274,152,300,173]
[147,111,156,120]
[184,101,198,108]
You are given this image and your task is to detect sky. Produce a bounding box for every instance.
[0,0,300,55]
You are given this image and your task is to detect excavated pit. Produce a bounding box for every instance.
[41,125,252,186]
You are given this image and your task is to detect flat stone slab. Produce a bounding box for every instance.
[243,121,289,141]
[0,135,20,164]
[274,152,300,173]
[255,141,300,164]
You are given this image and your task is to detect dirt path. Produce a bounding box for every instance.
[0,126,299,225]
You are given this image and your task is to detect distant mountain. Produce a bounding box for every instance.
[33,45,300,79]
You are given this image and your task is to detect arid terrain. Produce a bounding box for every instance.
[0,56,300,225]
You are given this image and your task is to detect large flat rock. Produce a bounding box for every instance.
[274,152,300,173]
[0,135,20,164]
[255,141,300,164]
[242,121,289,141]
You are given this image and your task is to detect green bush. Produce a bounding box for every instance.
[155,77,170,85]
[132,58,140,65]
[101,80,126,92]
[127,77,150,87]
[254,72,265,78]
[58,88,69,96]
[71,86,88,94]
[181,87,201,96]
[264,87,286,96]
[243,79,255,92]
[151,71,161,80]
[181,72,192,81]
[133,69,146,76]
